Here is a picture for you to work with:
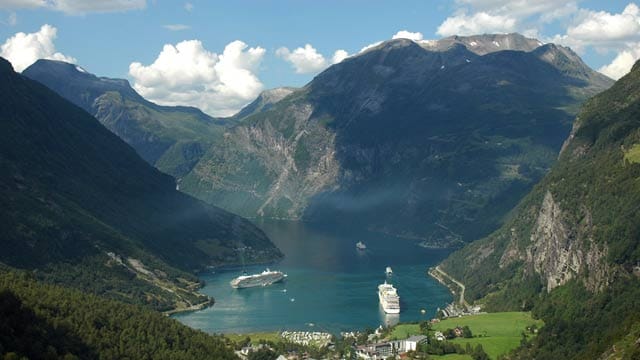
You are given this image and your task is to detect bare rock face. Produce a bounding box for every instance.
[524,191,611,292]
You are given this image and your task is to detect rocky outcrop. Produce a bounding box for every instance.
[500,191,611,292]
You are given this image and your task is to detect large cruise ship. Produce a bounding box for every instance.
[378,281,400,314]
[230,269,287,289]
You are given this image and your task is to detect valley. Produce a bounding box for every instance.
[0,3,638,357]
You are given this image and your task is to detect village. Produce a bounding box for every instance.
[234,308,491,360]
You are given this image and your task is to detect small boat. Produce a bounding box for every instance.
[385,266,393,276]
[356,241,367,250]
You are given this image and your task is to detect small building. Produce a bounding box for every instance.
[453,327,464,337]
[434,331,446,341]
[356,342,395,359]
[403,335,428,352]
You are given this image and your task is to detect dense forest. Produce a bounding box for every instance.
[0,271,237,360]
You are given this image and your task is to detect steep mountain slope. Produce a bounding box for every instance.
[439,61,640,359]
[181,33,613,245]
[0,57,280,310]
[23,60,233,177]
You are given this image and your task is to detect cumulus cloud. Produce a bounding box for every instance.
[0,0,146,14]
[163,24,190,31]
[184,2,193,12]
[437,11,516,36]
[598,44,640,79]
[567,4,640,44]
[276,44,349,74]
[129,39,266,117]
[392,30,424,41]
[331,49,349,64]
[545,3,640,79]
[437,1,579,37]
[0,24,76,72]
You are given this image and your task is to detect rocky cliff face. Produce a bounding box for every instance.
[182,33,613,245]
[498,191,611,292]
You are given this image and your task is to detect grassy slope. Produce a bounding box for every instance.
[391,313,542,359]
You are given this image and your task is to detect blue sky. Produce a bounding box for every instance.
[0,0,638,116]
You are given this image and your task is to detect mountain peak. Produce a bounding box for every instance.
[425,33,543,55]
[232,87,297,120]
[0,56,15,74]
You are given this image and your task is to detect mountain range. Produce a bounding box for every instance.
[25,34,613,247]
[0,57,280,311]
[179,33,613,245]
[22,60,234,178]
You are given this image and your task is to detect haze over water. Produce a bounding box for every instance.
[174,220,452,334]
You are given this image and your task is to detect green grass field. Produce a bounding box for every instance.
[390,312,542,359]
[624,144,640,164]
[437,354,472,360]
[431,312,543,359]
[389,323,422,339]
[226,332,282,344]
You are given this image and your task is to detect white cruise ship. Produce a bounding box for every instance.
[230,269,287,289]
[378,281,400,314]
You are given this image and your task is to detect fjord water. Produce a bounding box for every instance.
[174,221,452,334]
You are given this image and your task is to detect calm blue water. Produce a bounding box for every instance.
[173,221,452,334]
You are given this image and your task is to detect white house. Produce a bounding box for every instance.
[403,335,428,352]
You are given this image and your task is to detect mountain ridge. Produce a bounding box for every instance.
[0,57,281,310]
[180,33,613,246]
[23,59,234,178]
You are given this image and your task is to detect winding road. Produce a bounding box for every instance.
[433,266,467,306]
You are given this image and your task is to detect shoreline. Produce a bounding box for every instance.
[164,298,214,316]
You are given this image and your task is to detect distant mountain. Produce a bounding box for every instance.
[180,33,613,246]
[0,57,281,310]
[233,87,297,120]
[439,60,640,359]
[23,60,233,178]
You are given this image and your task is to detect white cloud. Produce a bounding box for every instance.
[184,2,193,12]
[0,24,76,72]
[163,24,190,31]
[392,30,424,41]
[0,0,146,14]
[0,0,42,9]
[437,1,579,37]
[437,11,516,36]
[454,0,577,18]
[276,44,328,74]
[359,41,383,53]
[276,44,349,74]
[598,43,640,79]
[129,39,266,117]
[332,49,349,64]
[567,4,640,44]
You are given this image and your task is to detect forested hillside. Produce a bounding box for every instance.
[440,61,640,359]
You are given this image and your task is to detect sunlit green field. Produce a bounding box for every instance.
[225,332,282,344]
[391,312,543,359]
